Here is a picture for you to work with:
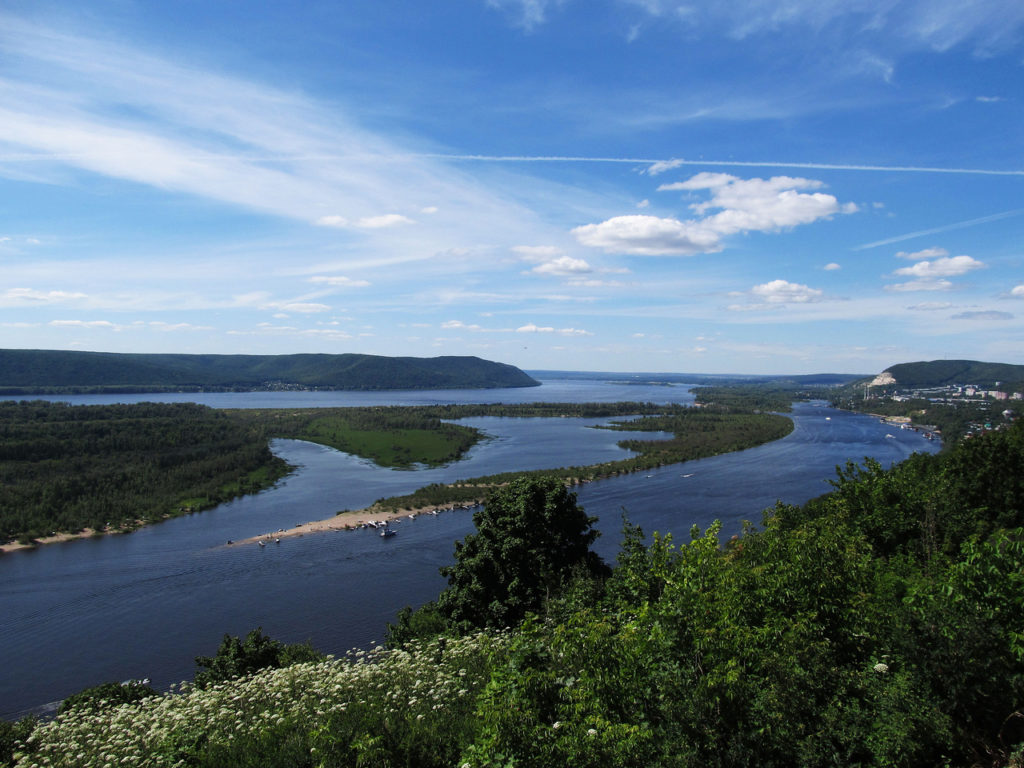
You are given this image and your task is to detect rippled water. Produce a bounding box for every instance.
[0,381,938,719]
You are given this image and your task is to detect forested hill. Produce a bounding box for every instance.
[874,359,1024,388]
[0,349,540,393]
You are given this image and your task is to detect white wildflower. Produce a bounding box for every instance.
[873,662,889,674]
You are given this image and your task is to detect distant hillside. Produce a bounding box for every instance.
[873,359,1024,389]
[0,349,540,393]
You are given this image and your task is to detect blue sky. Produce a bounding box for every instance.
[1,0,1023,375]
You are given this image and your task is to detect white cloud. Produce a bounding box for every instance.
[951,310,1014,321]
[49,319,118,329]
[531,256,592,276]
[1012,285,1024,298]
[636,199,650,209]
[273,302,331,314]
[1,287,87,304]
[823,262,841,271]
[566,277,625,287]
[315,213,415,229]
[516,323,593,336]
[314,215,349,228]
[907,301,953,311]
[645,158,685,176]
[308,276,372,288]
[441,320,483,331]
[147,321,213,332]
[355,214,414,229]
[750,279,823,304]
[895,247,949,260]
[667,173,857,235]
[893,255,984,278]
[885,279,954,292]
[576,174,855,256]
[512,245,564,260]
[572,215,722,255]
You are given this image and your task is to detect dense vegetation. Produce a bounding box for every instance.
[0,350,539,393]
[0,400,789,545]
[228,407,483,469]
[9,420,1023,767]
[0,401,288,545]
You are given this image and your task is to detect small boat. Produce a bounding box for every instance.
[380,528,397,538]
[885,434,895,439]
[258,540,265,547]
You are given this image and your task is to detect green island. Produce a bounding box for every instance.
[5,412,1023,767]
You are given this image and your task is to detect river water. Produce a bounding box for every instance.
[0,379,938,719]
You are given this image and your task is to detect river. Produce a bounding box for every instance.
[0,378,938,719]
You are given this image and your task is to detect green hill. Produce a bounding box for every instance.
[0,349,540,393]
[878,359,1024,389]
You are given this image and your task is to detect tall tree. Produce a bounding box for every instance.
[438,476,608,630]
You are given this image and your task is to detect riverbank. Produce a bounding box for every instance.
[0,529,98,554]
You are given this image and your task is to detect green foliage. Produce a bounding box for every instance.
[437,476,609,631]
[193,628,324,688]
[385,601,450,648]
[229,406,482,468]
[57,680,158,716]
[0,349,539,392]
[0,716,36,768]
[885,359,1024,389]
[0,401,289,544]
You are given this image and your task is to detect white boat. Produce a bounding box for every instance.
[381,528,397,538]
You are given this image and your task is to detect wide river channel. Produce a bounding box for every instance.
[0,377,940,719]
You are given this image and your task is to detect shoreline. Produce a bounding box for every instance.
[228,499,486,547]
[1,528,100,554]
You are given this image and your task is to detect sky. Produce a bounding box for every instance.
[1,1,1023,375]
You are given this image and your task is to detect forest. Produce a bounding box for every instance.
[1,399,790,546]
[0,401,288,545]
[5,414,1022,767]
[0,349,539,392]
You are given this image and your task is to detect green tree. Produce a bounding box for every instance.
[193,628,323,688]
[437,476,609,631]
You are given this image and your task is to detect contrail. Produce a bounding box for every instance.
[853,208,1024,250]
[3,150,1022,177]
[417,154,1024,177]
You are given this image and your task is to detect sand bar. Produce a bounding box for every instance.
[228,499,486,547]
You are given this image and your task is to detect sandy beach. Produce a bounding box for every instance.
[0,529,100,554]
[228,498,486,547]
